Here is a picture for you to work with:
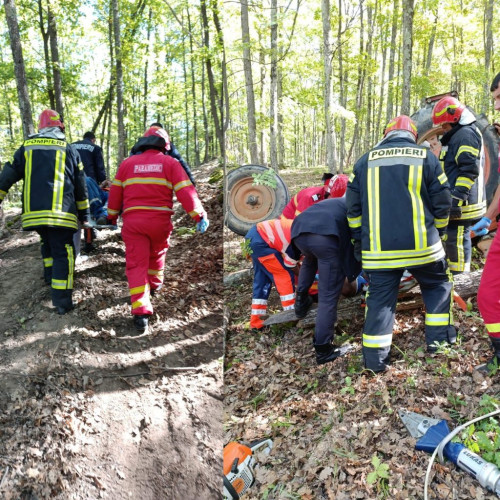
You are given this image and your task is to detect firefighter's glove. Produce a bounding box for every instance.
[196,217,209,234]
[449,196,464,220]
[352,239,362,263]
[81,218,91,229]
[470,216,491,237]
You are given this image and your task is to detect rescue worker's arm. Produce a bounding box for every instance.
[168,143,196,186]
[452,129,481,203]
[280,195,297,220]
[106,166,125,224]
[71,149,90,223]
[167,159,206,223]
[94,146,107,184]
[426,157,451,235]
[0,159,22,204]
[345,167,362,242]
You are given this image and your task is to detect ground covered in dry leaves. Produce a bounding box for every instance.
[0,161,223,500]
[224,168,500,500]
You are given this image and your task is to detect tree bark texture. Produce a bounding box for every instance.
[4,0,34,137]
[269,0,278,172]
[400,0,414,116]
[48,7,64,120]
[385,0,398,124]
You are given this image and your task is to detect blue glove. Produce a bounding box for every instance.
[196,217,209,234]
[470,216,491,237]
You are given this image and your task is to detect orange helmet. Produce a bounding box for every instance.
[143,126,170,150]
[38,109,64,130]
[432,96,465,126]
[384,115,418,139]
[325,174,349,198]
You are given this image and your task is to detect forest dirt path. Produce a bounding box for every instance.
[0,161,223,500]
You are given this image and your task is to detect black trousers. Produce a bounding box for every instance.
[294,233,345,345]
[363,258,455,372]
[37,227,76,309]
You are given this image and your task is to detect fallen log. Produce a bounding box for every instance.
[264,269,482,327]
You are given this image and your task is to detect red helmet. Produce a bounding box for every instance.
[325,174,349,198]
[143,126,170,150]
[384,115,418,139]
[432,96,465,126]
[38,109,64,130]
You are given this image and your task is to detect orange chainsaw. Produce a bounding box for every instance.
[223,439,273,499]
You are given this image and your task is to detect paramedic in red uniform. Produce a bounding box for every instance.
[476,72,500,371]
[107,126,208,333]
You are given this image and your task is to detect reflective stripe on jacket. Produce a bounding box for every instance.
[0,136,89,231]
[346,137,451,270]
[256,218,296,267]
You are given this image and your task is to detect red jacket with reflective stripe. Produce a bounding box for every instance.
[281,186,325,220]
[107,149,205,222]
[256,218,296,266]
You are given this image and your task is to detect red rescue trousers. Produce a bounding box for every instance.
[121,211,172,316]
[477,231,500,349]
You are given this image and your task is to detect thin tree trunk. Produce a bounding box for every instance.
[322,0,336,173]
[182,13,190,164]
[269,0,278,171]
[143,9,152,130]
[400,0,414,115]
[385,0,399,123]
[240,0,258,164]
[201,61,210,163]
[376,22,387,141]
[258,37,266,165]
[424,10,437,76]
[47,6,63,119]
[277,65,285,167]
[111,0,126,164]
[4,0,34,137]
[187,8,200,166]
[337,0,345,169]
[482,0,494,113]
[37,0,55,109]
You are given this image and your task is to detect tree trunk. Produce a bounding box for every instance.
[37,0,55,110]
[269,0,278,171]
[400,0,414,115]
[482,0,494,113]
[111,0,126,164]
[182,13,190,164]
[424,10,437,77]
[187,8,200,166]
[48,6,64,119]
[385,0,399,123]
[201,61,210,163]
[322,0,337,174]
[258,37,267,165]
[143,9,152,130]
[337,0,345,169]
[240,0,258,164]
[4,0,34,137]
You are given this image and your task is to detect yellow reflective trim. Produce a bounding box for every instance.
[438,172,448,185]
[455,145,479,163]
[52,149,66,212]
[434,217,449,228]
[66,244,74,289]
[43,257,53,267]
[368,167,381,251]
[24,138,65,147]
[112,179,123,186]
[147,269,164,276]
[76,199,90,210]
[435,104,460,117]
[425,313,449,326]
[455,176,474,189]
[363,333,392,348]
[51,278,67,290]
[174,179,192,191]
[485,323,500,333]
[24,149,33,211]
[349,173,355,182]
[77,161,84,171]
[123,177,168,187]
[348,215,362,228]
[108,208,119,215]
[122,206,173,214]
[363,241,443,259]
[408,164,426,249]
[130,285,147,295]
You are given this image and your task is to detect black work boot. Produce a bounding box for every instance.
[314,343,354,365]
[476,339,500,375]
[133,315,149,333]
[295,291,313,319]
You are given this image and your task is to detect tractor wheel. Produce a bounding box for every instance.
[411,104,500,207]
[226,164,290,236]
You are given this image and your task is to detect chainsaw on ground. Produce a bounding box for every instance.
[223,439,273,499]
[399,408,500,496]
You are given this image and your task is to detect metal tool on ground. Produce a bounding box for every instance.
[399,408,500,498]
[223,439,273,499]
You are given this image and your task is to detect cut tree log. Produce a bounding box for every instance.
[264,269,481,327]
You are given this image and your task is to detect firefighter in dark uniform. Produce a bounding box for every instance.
[346,115,454,373]
[0,109,89,315]
[72,131,108,184]
[431,96,486,274]
[287,197,361,365]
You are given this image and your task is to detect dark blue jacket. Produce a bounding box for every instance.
[72,138,107,183]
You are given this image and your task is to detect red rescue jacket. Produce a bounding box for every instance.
[281,186,326,220]
[107,150,205,222]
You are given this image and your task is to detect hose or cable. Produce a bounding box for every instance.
[423,407,500,500]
